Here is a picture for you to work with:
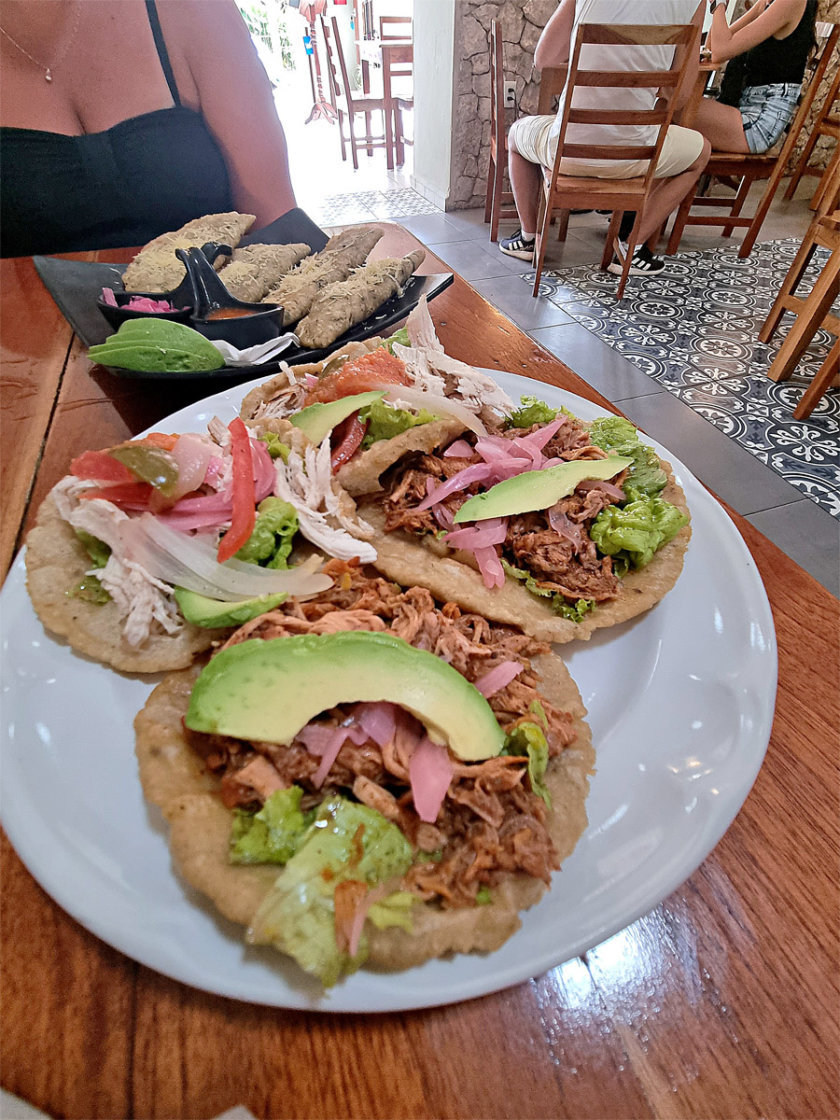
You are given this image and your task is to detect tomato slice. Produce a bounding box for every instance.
[137,432,179,450]
[70,449,135,483]
[217,418,256,563]
[330,413,368,472]
[305,348,409,405]
[79,481,154,509]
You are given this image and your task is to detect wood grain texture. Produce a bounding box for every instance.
[1,235,838,1120]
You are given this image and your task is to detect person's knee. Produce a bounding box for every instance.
[692,137,712,172]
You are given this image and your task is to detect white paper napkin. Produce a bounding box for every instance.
[212,333,299,366]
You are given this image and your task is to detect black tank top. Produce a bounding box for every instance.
[742,0,817,87]
[0,1,234,258]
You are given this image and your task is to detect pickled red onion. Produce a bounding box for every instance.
[474,660,523,697]
[408,736,454,823]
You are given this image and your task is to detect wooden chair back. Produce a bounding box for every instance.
[668,23,840,258]
[784,23,840,209]
[484,18,518,240]
[379,15,412,41]
[533,21,700,298]
[321,16,390,170]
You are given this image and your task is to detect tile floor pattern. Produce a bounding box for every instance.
[307,187,440,228]
[523,239,840,520]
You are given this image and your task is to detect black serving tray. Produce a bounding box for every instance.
[34,209,453,380]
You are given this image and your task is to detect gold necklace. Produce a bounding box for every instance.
[0,1,81,82]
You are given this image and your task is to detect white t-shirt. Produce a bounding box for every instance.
[548,0,701,153]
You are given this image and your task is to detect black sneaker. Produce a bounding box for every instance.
[499,229,535,261]
[607,240,665,276]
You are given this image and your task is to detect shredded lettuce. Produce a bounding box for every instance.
[506,395,559,428]
[246,796,413,987]
[504,722,551,807]
[591,494,688,570]
[358,397,437,448]
[259,432,290,462]
[588,416,667,498]
[383,327,410,353]
[230,786,311,865]
[74,529,110,568]
[234,497,298,569]
[475,886,493,905]
[501,559,595,622]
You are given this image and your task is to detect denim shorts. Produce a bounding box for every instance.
[740,83,800,153]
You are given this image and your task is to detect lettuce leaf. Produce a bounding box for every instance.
[358,397,437,448]
[506,395,560,428]
[501,560,595,622]
[74,529,111,568]
[259,432,290,462]
[234,497,298,569]
[230,786,311,865]
[246,796,414,987]
[588,416,667,498]
[591,494,688,570]
[503,722,551,807]
[383,327,410,352]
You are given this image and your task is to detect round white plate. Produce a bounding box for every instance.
[0,370,776,1012]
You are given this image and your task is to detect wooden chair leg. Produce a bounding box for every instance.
[601,211,622,271]
[766,251,840,382]
[484,152,496,224]
[616,219,643,299]
[793,338,840,419]
[365,111,373,156]
[532,190,551,297]
[490,155,505,242]
[739,159,790,257]
[759,241,818,343]
[394,107,405,166]
[720,174,753,238]
[811,148,840,214]
[556,210,570,242]
[666,188,694,254]
[337,109,347,162]
[347,112,359,170]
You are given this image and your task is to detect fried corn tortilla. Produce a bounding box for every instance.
[122,211,256,293]
[359,450,691,645]
[25,492,220,673]
[134,585,594,976]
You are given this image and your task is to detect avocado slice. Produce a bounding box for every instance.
[174,587,288,628]
[453,455,633,523]
[185,631,505,761]
[290,391,386,445]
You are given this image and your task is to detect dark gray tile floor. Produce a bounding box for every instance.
[397,198,839,596]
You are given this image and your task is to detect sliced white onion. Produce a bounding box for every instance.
[120,514,333,601]
[378,385,488,437]
[170,434,215,500]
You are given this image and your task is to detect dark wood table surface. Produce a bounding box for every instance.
[1,224,837,1120]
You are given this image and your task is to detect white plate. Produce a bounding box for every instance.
[0,370,777,1013]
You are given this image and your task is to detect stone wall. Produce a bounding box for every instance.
[448,0,553,211]
[446,0,838,212]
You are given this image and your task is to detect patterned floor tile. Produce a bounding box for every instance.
[523,239,840,519]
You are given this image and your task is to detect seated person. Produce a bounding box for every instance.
[0,0,297,257]
[499,0,711,277]
[693,0,817,154]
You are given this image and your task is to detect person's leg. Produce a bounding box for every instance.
[499,116,555,259]
[691,98,750,153]
[635,137,712,244]
[508,148,541,236]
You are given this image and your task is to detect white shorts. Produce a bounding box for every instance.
[508,114,704,179]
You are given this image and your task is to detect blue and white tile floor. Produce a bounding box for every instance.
[525,239,840,521]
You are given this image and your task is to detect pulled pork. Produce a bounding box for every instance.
[380,418,626,605]
[189,562,579,908]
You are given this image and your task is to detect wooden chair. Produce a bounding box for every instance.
[532,21,700,300]
[783,24,840,211]
[758,160,840,417]
[484,19,518,242]
[321,15,389,171]
[379,15,412,41]
[382,42,413,168]
[666,24,840,259]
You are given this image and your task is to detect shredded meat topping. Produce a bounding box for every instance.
[191,563,577,907]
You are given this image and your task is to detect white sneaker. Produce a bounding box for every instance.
[607,239,666,276]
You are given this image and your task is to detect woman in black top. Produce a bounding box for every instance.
[693,0,817,153]
[0,0,297,257]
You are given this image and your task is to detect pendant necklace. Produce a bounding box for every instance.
[0,1,81,82]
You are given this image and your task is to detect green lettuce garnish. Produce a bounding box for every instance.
[259,432,290,462]
[246,796,414,987]
[383,327,410,352]
[501,559,595,623]
[506,395,560,428]
[358,397,437,448]
[368,891,416,931]
[230,786,312,865]
[475,886,493,905]
[504,722,551,807]
[74,529,111,568]
[591,494,688,570]
[234,497,298,569]
[588,416,667,498]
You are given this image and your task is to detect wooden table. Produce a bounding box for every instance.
[357,38,413,168]
[1,225,838,1120]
